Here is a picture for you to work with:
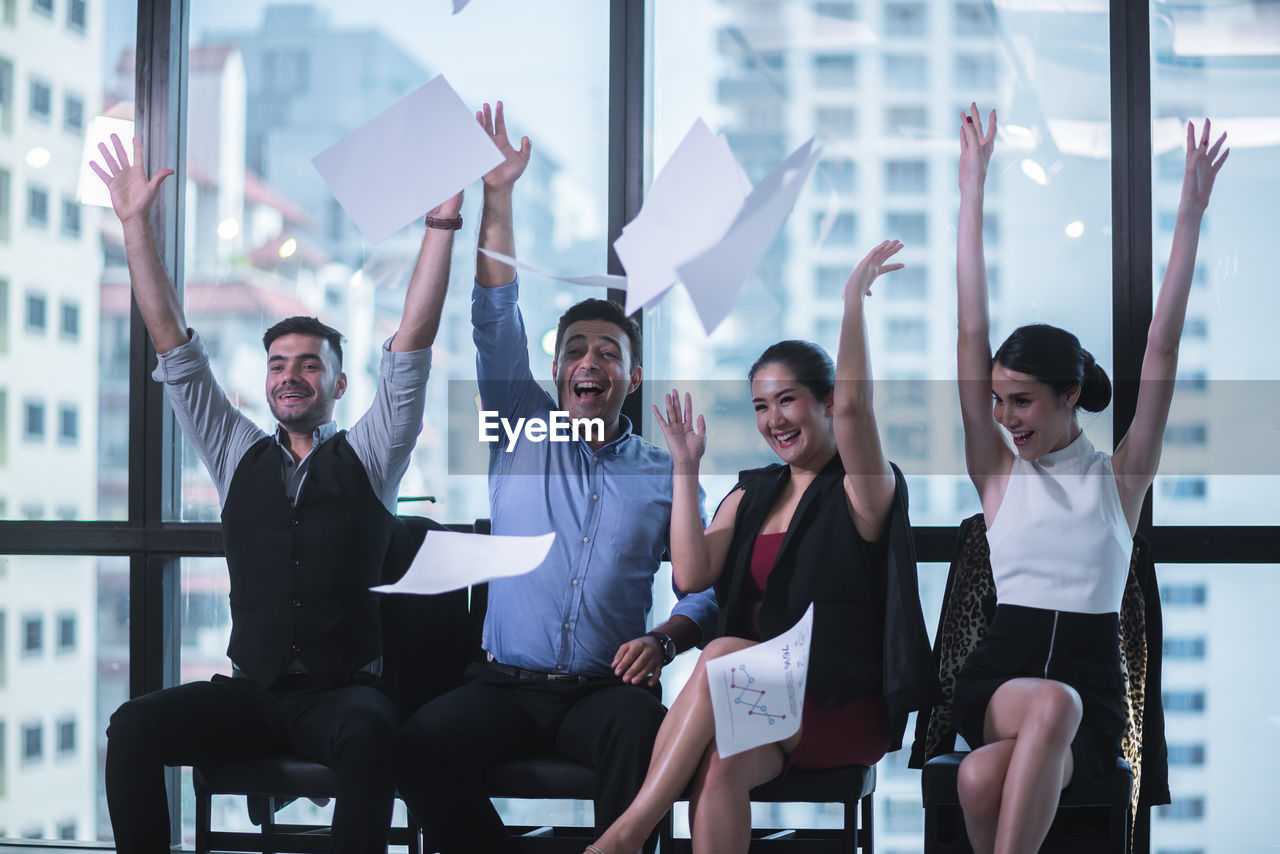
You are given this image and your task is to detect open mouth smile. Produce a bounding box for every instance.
[773,428,800,447]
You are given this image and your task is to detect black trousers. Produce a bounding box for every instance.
[105,671,399,854]
[395,661,666,854]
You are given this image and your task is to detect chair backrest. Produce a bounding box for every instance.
[378,516,472,719]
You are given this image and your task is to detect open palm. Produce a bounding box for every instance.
[89,134,173,225]
[477,101,531,191]
[1181,119,1228,212]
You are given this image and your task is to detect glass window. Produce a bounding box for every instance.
[28,76,51,120]
[22,613,42,653]
[66,0,85,32]
[1164,636,1207,660]
[24,292,45,332]
[26,183,48,227]
[56,613,75,650]
[62,91,82,130]
[886,211,927,243]
[23,400,44,440]
[60,195,80,237]
[955,53,998,89]
[0,169,10,239]
[31,0,52,16]
[885,104,928,136]
[1167,743,1206,766]
[954,2,993,37]
[1150,0,1280,525]
[886,159,927,193]
[817,157,857,194]
[59,299,78,339]
[884,2,927,37]
[21,722,42,762]
[884,53,928,90]
[813,2,857,22]
[58,403,77,443]
[886,317,927,352]
[815,105,856,137]
[56,717,75,754]
[0,59,13,134]
[884,265,927,301]
[813,53,857,88]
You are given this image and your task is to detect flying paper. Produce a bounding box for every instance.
[372,530,555,596]
[706,603,814,758]
[478,248,625,290]
[613,119,820,333]
[312,75,502,245]
[79,116,136,207]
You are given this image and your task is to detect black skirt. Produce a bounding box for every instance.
[953,604,1125,786]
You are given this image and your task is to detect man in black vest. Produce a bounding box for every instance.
[93,134,459,853]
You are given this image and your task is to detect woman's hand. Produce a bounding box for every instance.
[1180,118,1228,214]
[844,239,905,301]
[958,103,996,196]
[653,390,706,474]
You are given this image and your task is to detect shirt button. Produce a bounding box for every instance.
[290,518,300,527]
[290,559,300,567]
[563,622,570,629]
[592,494,599,501]
[571,579,579,586]
[593,456,599,463]
[291,644,301,654]
[292,600,302,607]
[582,536,589,543]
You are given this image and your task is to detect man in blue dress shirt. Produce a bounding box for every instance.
[395,103,717,852]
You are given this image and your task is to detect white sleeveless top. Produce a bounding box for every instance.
[985,432,1132,615]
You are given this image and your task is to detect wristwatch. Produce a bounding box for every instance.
[645,631,677,665]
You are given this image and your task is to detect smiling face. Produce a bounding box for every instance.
[750,362,836,470]
[265,332,347,435]
[990,362,1080,460]
[552,319,641,432]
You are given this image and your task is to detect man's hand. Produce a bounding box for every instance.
[612,636,664,687]
[428,190,464,220]
[89,134,174,226]
[477,101,531,192]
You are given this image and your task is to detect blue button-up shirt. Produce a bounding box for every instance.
[473,281,717,677]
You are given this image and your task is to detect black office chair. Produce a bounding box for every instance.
[193,515,470,854]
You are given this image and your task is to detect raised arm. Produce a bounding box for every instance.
[955,105,1013,501]
[475,101,531,288]
[91,134,186,353]
[1113,120,1228,520]
[391,192,463,352]
[834,240,903,541]
[652,391,740,593]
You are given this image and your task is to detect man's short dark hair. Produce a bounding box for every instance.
[554,299,642,368]
[262,316,345,368]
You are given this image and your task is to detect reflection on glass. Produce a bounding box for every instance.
[0,0,134,521]
[174,2,609,525]
[1150,1,1280,525]
[649,1,1111,527]
[0,555,128,843]
[1152,563,1278,849]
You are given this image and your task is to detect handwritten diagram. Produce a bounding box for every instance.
[730,666,786,724]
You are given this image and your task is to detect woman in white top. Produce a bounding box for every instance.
[953,104,1227,854]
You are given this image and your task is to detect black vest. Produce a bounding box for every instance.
[221,432,394,687]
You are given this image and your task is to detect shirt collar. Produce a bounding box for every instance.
[273,420,339,450]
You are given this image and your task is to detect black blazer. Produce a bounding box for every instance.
[714,456,940,750]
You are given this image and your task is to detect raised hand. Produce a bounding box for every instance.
[428,190,464,220]
[1181,119,1229,213]
[958,102,996,195]
[652,390,706,473]
[88,134,174,226]
[477,101,531,191]
[844,239,905,301]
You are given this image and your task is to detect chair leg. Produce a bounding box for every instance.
[262,795,276,854]
[659,807,673,854]
[860,792,874,854]
[195,788,211,854]
[407,807,422,854]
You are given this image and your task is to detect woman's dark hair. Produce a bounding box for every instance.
[993,323,1111,413]
[263,316,345,368]
[748,340,835,402]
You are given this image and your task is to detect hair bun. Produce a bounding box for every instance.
[1077,352,1112,413]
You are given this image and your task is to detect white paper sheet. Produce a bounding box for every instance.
[705,604,815,759]
[79,115,136,207]
[478,248,625,290]
[677,137,822,335]
[311,75,502,245]
[614,119,752,315]
[372,530,555,596]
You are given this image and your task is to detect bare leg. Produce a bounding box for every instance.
[586,636,758,854]
[958,678,1081,854]
[688,732,797,854]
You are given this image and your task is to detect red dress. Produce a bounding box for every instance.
[744,532,892,771]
